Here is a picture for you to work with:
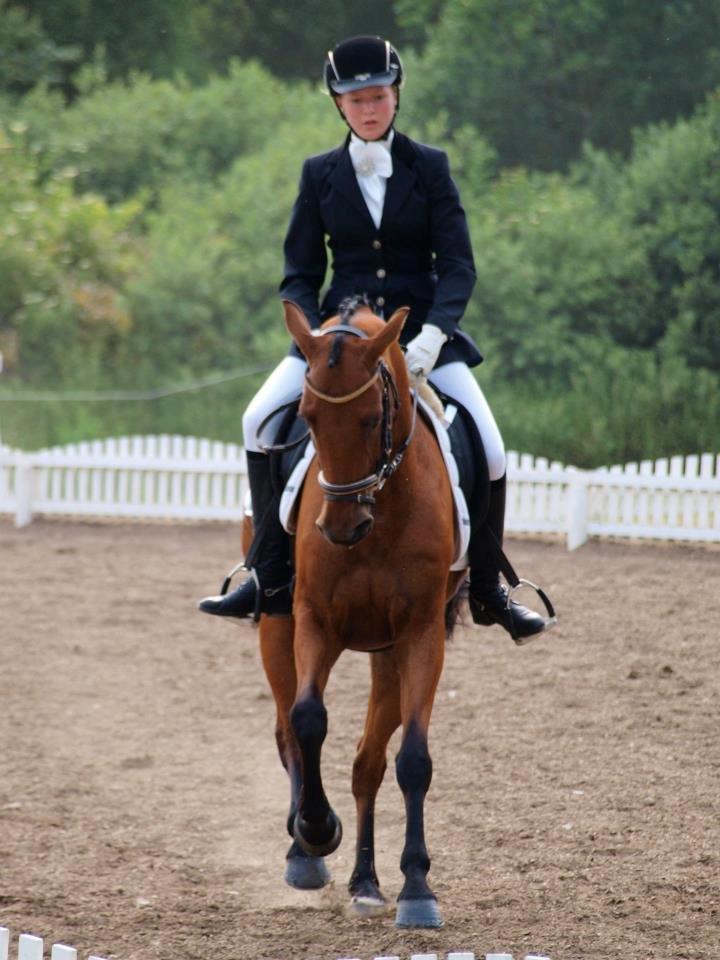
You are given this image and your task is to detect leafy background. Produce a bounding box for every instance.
[1,0,719,464]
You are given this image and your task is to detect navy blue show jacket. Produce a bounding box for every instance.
[279,130,482,368]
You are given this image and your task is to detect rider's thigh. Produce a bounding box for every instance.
[243,356,308,453]
[428,362,506,481]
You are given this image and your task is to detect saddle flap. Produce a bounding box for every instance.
[416,397,472,570]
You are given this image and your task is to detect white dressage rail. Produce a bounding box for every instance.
[0,928,106,960]
[1,437,719,550]
[0,435,247,527]
[0,928,546,960]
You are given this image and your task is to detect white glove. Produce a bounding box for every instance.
[404,324,447,377]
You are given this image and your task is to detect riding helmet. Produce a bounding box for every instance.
[324,35,404,95]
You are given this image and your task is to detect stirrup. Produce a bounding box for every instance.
[506,578,557,645]
[219,560,248,597]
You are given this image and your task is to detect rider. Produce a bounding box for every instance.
[199,35,547,642]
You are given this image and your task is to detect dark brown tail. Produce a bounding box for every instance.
[444,579,468,640]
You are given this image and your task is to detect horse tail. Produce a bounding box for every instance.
[444,579,468,640]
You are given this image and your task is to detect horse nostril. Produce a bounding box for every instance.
[316,514,374,546]
[349,516,374,544]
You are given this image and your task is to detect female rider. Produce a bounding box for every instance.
[199,35,546,642]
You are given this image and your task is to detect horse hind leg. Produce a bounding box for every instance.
[259,617,330,890]
[348,648,400,917]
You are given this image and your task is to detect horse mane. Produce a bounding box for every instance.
[338,294,373,323]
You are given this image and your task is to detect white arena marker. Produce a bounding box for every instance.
[486,955,514,960]
[19,934,44,960]
[448,954,476,960]
[410,954,438,960]
[51,946,77,960]
[374,956,401,959]
[0,928,9,960]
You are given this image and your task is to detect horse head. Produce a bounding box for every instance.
[283,299,410,547]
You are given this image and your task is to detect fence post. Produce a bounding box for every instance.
[18,935,44,960]
[51,945,78,960]
[15,454,34,528]
[566,467,589,550]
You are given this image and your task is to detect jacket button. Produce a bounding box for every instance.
[376,268,386,279]
[372,239,382,250]
[376,296,385,307]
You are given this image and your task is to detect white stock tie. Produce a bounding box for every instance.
[349,135,393,229]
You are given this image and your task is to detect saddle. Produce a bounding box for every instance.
[258,387,489,571]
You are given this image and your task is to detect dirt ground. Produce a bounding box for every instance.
[1,519,718,960]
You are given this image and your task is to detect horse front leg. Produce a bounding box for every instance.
[348,648,401,916]
[258,616,330,889]
[394,623,445,928]
[290,619,343,857]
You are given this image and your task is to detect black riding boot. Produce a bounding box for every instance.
[468,474,546,642]
[198,451,293,620]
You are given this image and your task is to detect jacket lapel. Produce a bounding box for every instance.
[328,142,375,225]
[325,131,420,231]
[381,132,418,228]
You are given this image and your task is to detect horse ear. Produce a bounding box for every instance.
[366,306,410,363]
[283,300,316,358]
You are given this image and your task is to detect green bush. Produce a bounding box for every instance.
[0,125,142,384]
[8,61,325,203]
[123,105,341,382]
[2,66,719,464]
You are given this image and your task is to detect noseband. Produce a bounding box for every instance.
[304,325,418,506]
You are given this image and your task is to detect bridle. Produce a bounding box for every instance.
[304,325,418,506]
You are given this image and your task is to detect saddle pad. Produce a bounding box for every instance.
[278,399,471,571]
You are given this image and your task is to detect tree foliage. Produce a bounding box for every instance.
[408,0,720,169]
[0,0,78,95]
[2,4,720,463]
[0,125,142,384]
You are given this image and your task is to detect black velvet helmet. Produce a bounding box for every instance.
[324,35,403,95]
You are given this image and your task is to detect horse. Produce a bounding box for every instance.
[255,299,466,928]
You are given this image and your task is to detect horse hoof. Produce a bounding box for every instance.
[284,852,331,890]
[395,897,443,928]
[348,893,390,918]
[293,810,343,857]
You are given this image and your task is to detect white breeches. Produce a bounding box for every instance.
[427,362,506,481]
[243,355,506,480]
[242,356,308,453]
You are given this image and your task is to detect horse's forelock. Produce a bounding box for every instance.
[328,333,344,368]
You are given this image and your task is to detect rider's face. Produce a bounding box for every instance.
[334,85,397,141]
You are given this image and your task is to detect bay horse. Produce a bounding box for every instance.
[256,299,465,928]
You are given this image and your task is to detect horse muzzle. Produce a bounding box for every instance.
[316,504,374,547]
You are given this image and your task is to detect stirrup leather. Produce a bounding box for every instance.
[481,528,557,644]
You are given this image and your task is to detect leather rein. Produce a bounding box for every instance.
[304,325,418,506]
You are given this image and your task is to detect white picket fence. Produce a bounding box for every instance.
[0,435,248,527]
[1,436,719,550]
[0,928,106,960]
[0,932,541,960]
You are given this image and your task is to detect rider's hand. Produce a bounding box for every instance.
[404,324,447,377]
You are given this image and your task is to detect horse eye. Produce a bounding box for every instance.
[362,415,381,430]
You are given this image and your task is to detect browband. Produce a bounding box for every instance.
[314,324,369,339]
